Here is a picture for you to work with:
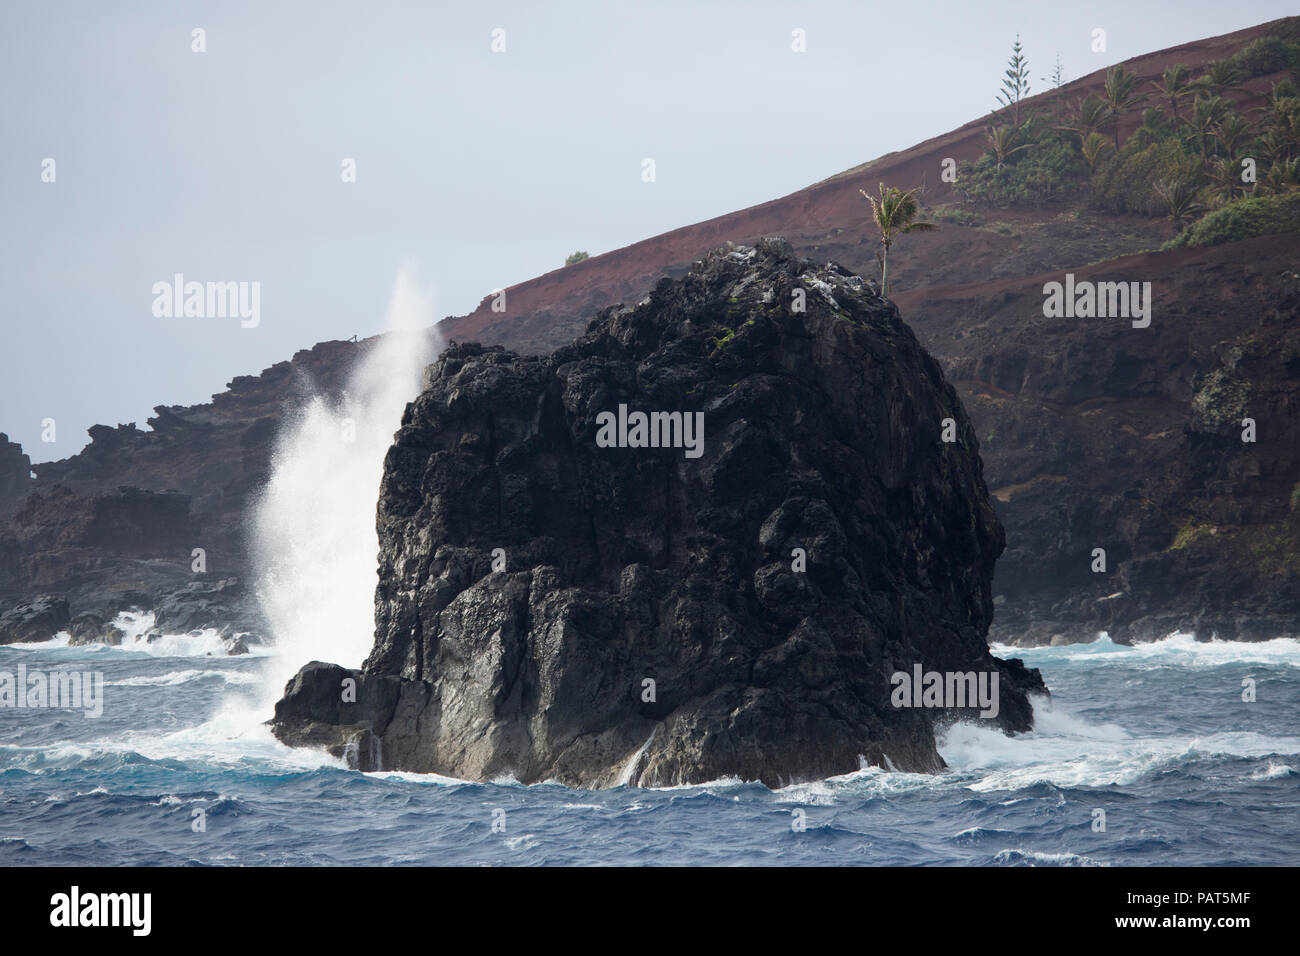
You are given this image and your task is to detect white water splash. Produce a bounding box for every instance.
[992,633,1300,669]
[252,262,438,711]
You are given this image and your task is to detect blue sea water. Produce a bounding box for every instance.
[1,622,1297,866]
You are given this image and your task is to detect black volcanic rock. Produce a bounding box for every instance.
[0,433,34,518]
[0,595,70,645]
[273,239,1046,787]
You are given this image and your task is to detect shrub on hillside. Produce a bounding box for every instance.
[1226,36,1300,78]
[1162,191,1300,248]
[1091,138,1203,216]
[956,132,1086,207]
[927,204,981,226]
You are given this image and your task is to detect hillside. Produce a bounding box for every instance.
[438,17,1298,355]
[3,16,1298,647]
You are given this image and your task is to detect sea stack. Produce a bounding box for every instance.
[272,238,1046,787]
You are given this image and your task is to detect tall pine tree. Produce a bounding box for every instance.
[996,35,1032,127]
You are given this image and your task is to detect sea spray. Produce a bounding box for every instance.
[252,262,438,711]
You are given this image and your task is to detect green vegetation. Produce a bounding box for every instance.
[996,35,1032,127]
[859,182,937,295]
[1224,34,1300,79]
[1092,138,1196,217]
[953,25,1300,246]
[928,204,981,226]
[708,326,740,351]
[1169,521,1215,551]
[707,330,738,356]
[1250,521,1300,575]
[1163,191,1300,247]
[564,250,590,266]
[957,128,1087,206]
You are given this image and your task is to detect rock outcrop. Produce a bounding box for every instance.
[273,239,1045,787]
[0,596,70,645]
[0,434,34,518]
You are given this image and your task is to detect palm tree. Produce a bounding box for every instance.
[1153,64,1195,124]
[1214,113,1254,159]
[859,183,938,296]
[1185,95,1230,162]
[1197,60,1246,98]
[1259,88,1300,147]
[1152,173,1203,223]
[1060,94,1112,142]
[1207,156,1246,203]
[985,122,1033,168]
[1080,132,1114,173]
[1132,106,1169,149]
[1263,156,1300,193]
[1257,128,1295,165]
[1102,65,1148,148]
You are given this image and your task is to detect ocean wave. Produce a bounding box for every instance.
[106,669,260,688]
[5,612,266,660]
[993,633,1300,668]
[1250,761,1296,781]
[0,703,343,775]
[940,702,1300,792]
[361,769,472,787]
[991,848,1108,867]
[1,633,72,650]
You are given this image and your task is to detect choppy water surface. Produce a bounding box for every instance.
[1,628,1296,866]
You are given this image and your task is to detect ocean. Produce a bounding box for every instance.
[2,615,1296,866]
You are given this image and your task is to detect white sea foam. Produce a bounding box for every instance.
[991,848,1108,866]
[939,697,1300,792]
[362,769,470,787]
[1250,761,1296,781]
[993,633,1300,668]
[3,612,264,659]
[251,262,438,711]
[1,632,72,650]
[107,669,259,688]
[504,833,540,851]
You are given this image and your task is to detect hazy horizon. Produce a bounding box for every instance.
[3,0,1295,463]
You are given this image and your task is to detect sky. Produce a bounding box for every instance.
[2,0,1295,463]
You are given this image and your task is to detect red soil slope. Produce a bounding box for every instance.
[439,16,1293,354]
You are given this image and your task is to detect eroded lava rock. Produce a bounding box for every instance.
[273,238,1046,787]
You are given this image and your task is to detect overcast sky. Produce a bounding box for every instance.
[3,0,1293,462]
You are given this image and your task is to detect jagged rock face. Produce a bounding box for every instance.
[0,434,34,519]
[274,239,1045,787]
[0,596,70,645]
